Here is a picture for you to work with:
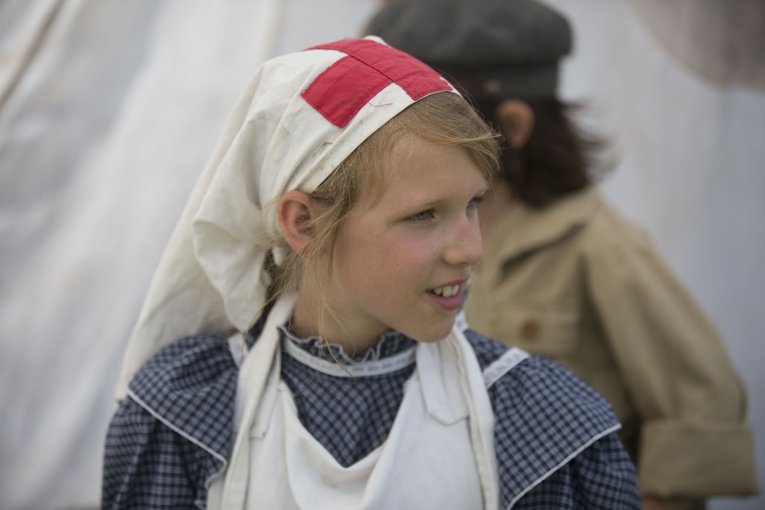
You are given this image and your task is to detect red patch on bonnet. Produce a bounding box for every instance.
[301,39,451,128]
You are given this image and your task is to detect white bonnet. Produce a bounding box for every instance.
[116,37,457,399]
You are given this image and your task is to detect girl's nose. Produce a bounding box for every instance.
[444,216,483,267]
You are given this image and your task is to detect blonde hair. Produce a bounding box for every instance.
[262,91,499,330]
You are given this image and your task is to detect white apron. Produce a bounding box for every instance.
[208,295,500,510]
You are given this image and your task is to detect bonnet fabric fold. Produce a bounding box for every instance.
[116,37,457,400]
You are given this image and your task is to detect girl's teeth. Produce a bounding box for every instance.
[433,285,460,297]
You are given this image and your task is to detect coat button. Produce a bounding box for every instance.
[520,320,541,341]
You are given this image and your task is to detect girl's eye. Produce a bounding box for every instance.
[408,209,435,223]
[467,195,485,210]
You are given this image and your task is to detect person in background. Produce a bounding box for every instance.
[367,1,759,509]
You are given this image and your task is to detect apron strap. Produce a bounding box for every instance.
[209,293,296,510]
[418,329,501,510]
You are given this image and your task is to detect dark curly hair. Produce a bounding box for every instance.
[452,76,610,208]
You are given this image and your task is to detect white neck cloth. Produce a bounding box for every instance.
[116,37,457,399]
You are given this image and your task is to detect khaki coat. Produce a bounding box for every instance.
[464,186,759,498]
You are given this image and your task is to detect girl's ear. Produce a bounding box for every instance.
[278,190,317,255]
[495,99,535,148]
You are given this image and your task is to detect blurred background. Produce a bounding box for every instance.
[0,0,762,508]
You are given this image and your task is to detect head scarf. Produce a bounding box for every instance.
[116,37,456,399]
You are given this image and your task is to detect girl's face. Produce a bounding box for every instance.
[318,135,489,351]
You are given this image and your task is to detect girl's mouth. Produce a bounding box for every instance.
[427,282,466,311]
[430,284,461,297]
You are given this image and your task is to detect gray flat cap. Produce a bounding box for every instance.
[366,0,572,99]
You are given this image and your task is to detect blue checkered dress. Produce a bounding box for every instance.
[103,326,640,509]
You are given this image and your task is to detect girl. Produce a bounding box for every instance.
[103,37,640,509]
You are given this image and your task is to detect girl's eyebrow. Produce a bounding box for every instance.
[399,184,490,212]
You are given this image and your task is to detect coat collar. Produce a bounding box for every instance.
[481,186,600,281]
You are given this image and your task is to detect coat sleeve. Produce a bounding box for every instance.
[585,231,758,497]
[102,396,207,509]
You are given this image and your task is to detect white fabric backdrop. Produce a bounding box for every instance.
[0,0,762,508]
